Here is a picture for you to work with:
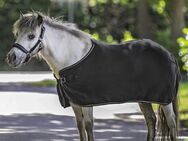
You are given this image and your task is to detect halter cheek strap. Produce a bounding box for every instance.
[12,24,45,63]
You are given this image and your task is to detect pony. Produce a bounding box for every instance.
[7,12,180,141]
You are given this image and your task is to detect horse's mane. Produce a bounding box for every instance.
[13,11,91,41]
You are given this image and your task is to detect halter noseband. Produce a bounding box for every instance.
[12,24,45,63]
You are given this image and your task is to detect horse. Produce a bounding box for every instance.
[6,12,180,141]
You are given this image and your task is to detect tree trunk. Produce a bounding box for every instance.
[137,0,153,39]
[170,0,185,42]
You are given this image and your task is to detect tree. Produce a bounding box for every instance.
[170,0,185,42]
[137,0,153,39]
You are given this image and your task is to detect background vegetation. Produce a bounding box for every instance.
[0,0,187,72]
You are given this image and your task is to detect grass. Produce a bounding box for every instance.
[28,79,56,87]
[178,81,188,128]
[179,81,188,113]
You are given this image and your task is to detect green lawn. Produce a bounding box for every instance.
[28,79,56,87]
[179,81,188,113]
[179,81,188,128]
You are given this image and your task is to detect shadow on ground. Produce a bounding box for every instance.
[0,114,147,141]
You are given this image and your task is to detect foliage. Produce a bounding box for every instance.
[77,0,138,43]
[178,28,188,71]
[121,31,135,42]
[0,0,187,71]
[155,28,180,57]
[154,0,166,14]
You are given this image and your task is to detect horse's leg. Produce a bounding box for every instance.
[139,103,156,141]
[161,103,177,141]
[82,107,94,141]
[71,104,87,141]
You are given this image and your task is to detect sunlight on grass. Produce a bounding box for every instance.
[178,81,188,128]
[28,79,56,87]
[179,81,188,112]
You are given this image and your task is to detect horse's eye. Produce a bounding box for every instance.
[28,34,35,40]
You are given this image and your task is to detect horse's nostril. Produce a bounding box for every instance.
[12,53,16,61]
[8,53,17,63]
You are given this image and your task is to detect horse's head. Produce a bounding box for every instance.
[7,12,45,67]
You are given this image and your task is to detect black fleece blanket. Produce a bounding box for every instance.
[56,39,181,108]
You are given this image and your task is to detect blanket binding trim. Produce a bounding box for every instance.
[70,100,170,107]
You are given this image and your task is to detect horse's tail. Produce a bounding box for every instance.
[157,96,179,140]
[157,59,180,140]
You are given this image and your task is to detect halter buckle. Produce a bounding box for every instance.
[24,53,31,63]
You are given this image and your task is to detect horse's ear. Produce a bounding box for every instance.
[19,11,24,19]
[37,14,43,26]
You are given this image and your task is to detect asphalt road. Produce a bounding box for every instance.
[0,113,147,141]
[0,113,187,141]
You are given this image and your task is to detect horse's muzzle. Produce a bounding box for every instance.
[7,52,16,63]
[6,51,22,68]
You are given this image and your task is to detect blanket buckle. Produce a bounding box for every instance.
[60,77,66,84]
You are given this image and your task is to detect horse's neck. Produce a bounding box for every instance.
[39,24,92,78]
